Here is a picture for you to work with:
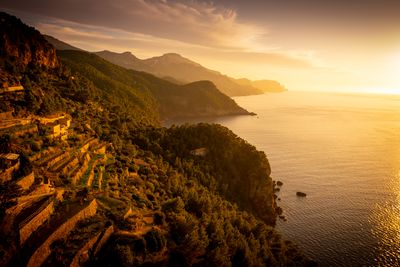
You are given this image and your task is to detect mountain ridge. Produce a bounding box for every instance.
[95,50,263,96]
[57,49,251,121]
[0,12,313,267]
[236,78,287,93]
[43,35,83,51]
[1,15,58,72]
[43,35,286,96]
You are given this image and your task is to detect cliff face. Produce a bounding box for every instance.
[251,175,277,225]
[0,12,58,69]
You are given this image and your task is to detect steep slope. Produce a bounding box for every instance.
[0,12,313,267]
[58,50,250,121]
[0,12,58,88]
[47,37,286,96]
[0,14,57,69]
[133,124,277,225]
[44,35,83,51]
[93,50,150,72]
[95,50,263,96]
[236,78,287,93]
[0,12,159,126]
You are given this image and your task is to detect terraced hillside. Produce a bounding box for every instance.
[0,12,314,267]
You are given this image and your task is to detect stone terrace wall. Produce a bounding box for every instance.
[0,111,13,120]
[13,125,38,137]
[93,144,107,154]
[29,147,57,163]
[27,199,98,267]
[60,158,79,175]
[19,200,54,245]
[17,172,35,190]
[93,225,114,256]
[0,161,20,183]
[86,157,104,187]
[0,85,24,93]
[71,154,90,185]
[46,151,69,168]
[70,232,102,267]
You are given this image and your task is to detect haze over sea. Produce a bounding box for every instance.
[167,91,400,266]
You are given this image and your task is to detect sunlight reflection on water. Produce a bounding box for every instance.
[166,91,400,265]
[371,169,400,265]
[169,91,400,266]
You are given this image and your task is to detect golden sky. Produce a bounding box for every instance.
[2,0,400,93]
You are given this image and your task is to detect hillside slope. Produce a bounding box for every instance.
[236,78,287,93]
[46,37,287,96]
[0,12,313,267]
[44,35,83,51]
[95,50,263,97]
[57,50,250,121]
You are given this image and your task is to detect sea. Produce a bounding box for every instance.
[165,91,400,266]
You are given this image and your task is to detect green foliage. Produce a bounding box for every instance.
[57,50,248,121]
[0,134,11,153]
[57,50,158,125]
[13,153,32,179]
[162,197,185,213]
[131,123,275,224]
[95,133,310,266]
[0,12,312,266]
[143,229,166,253]
[113,244,134,267]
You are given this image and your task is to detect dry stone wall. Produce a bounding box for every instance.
[70,232,101,267]
[93,225,114,256]
[16,172,35,190]
[27,199,98,267]
[19,200,54,245]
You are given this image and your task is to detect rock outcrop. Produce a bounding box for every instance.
[0,12,58,69]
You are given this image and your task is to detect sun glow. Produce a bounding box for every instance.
[386,52,400,86]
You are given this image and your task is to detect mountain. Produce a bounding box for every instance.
[0,12,313,267]
[95,50,264,96]
[0,17,57,70]
[93,50,150,72]
[57,50,250,121]
[44,37,251,116]
[236,78,287,93]
[44,35,83,51]
[0,13,57,88]
[46,37,287,96]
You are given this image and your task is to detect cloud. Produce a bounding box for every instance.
[34,18,320,69]
[1,0,324,70]
[34,18,212,55]
[37,22,114,40]
[1,0,265,49]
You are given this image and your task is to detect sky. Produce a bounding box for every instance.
[1,0,400,93]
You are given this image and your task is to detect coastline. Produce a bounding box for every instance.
[161,111,256,127]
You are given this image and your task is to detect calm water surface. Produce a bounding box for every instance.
[168,91,400,266]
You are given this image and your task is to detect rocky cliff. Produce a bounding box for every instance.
[0,12,58,70]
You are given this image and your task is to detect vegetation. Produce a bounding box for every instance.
[130,123,277,225]
[0,12,314,266]
[93,50,264,97]
[57,50,249,121]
